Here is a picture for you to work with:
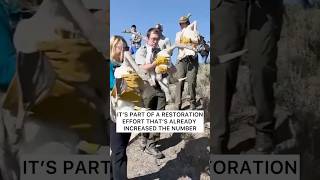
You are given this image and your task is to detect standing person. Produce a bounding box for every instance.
[174,15,200,110]
[155,23,171,50]
[129,24,142,54]
[135,28,167,159]
[110,35,140,180]
[198,36,210,64]
[211,0,284,154]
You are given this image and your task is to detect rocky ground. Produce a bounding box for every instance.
[127,125,210,180]
[127,64,211,180]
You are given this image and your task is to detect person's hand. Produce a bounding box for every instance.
[37,37,106,95]
[37,38,104,83]
[169,65,177,73]
[155,65,168,74]
[180,36,192,44]
[122,72,143,90]
[154,56,169,66]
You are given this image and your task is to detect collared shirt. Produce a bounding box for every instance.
[158,35,171,50]
[135,44,159,65]
[135,44,160,85]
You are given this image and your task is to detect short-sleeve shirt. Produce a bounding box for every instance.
[158,35,171,50]
[135,44,158,85]
[135,44,155,65]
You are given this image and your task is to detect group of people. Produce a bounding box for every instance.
[124,23,210,64]
[110,14,205,179]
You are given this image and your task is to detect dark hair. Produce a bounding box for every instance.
[146,28,160,38]
[131,25,136,28]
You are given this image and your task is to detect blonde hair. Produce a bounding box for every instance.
[110,35,128,61]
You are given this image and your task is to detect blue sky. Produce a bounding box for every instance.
[110,0,210,63]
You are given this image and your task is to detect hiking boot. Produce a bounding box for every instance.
[190,103,196,110]
[253,132,274,154]
[144,145,165,159]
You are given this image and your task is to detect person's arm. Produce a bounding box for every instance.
[175,31,195,50]
[174,31,197,51]
[135,47,156,71]
[141,62,156,71]
[168,63,177,73]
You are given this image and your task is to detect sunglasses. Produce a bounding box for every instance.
[179,22,190,26]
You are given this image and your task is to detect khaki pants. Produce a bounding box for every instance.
[175,55,199,108]
[211,0,283,153]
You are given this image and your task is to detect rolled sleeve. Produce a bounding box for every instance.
[135,47,146,65]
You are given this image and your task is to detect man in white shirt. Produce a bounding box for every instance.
[174,15,199,110]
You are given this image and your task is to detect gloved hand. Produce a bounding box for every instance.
[122,71,143,90]
[154,56,169,66]
[37,37,107,98]
[119,91,142,106]
[155,65,168,74]
[180,36,192,44]
[180,36,200,49]
[37,38,105,84]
